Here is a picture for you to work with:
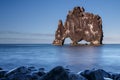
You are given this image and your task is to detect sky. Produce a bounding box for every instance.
[0,0,120,44]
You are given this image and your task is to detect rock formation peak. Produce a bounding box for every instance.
[53,6,103,46]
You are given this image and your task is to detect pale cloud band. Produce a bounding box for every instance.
[0,31,54,44]
[103,37,120,44]
[0,31,120,44]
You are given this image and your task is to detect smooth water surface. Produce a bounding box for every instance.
[0,44,120,72]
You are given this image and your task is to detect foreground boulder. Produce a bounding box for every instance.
[53,6,103,46]
[40,66,69,80]
[0,70,7,78]
[69,73,87,80]
[41,66,87,80]
[80,69,112,80]
[1,66,120,80]
[111,74,120,80]
[5,66,31,80]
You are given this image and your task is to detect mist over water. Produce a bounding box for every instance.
[0,44,120,73]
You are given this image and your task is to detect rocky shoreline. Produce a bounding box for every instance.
[0,66,120,80]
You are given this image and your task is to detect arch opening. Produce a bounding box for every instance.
[78,40,90,45]
[64,38,72,45]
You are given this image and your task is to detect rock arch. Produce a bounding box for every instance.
[53,6,103,46]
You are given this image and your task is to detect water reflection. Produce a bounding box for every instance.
[54,45,104,72]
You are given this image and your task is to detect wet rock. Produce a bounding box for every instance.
[1,66,120,80]
[111,73,120,80]
[104,77,113,80]
[0,78,8,80]
[40,66,69,80]
[37,68,46,77]
[65,68,71,73]
[0,68,3,70]
[39,68,45,72]
[31,68,46,80]
[31,73,41,80]
[28,66,37,72]
[5,66,29,76]
[53,6,103,46]
[80,69,111,80]
[5,66,31,80]
[69,73,87,80]
[0,70,7,78]
[7,73,32,80]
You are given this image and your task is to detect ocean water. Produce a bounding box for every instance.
[0,44,120,73]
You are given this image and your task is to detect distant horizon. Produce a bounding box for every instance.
[0,30,120,44]
[0,42,120,45]
[0,32,120,44]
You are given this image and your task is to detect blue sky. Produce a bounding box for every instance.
[0,0,120,44]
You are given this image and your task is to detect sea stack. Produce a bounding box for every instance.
[53,6,103,46]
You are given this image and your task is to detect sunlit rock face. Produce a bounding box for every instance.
[53,6,103,46]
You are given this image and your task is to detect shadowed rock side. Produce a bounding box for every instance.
[53,6,103,46]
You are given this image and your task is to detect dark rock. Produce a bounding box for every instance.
[1,66,118,80]
[31,73,41,80]
[111,73,120,80]
[28,66,37,72]
[32,67,46,77]
[31,68,46,80]
[6,73,32,80]
[6,66,29,76]
[5,66,31,80]
[0,68,3,70]
[39,68,45,72]
[65,68,71,73]
[0,70,7,78]
[37,71,46,77]
[53,6,103,46]
[40,66,69,80]
[80,69,111,80]
[0,78,9,80]
[69,73,87,80]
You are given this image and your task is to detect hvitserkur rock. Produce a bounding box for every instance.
[53,6,103,46]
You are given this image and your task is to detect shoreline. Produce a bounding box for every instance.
[0,66,119,80]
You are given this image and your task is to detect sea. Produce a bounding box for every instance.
[0,44,120,73]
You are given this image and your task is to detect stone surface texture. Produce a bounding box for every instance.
[53,6,103,46]
[0,66,120,80]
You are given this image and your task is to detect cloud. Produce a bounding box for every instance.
[0,38,53,44]
[0,31,54,44]
[0,31,54,37]
[103,36,120,44]
[1,31,120,44]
